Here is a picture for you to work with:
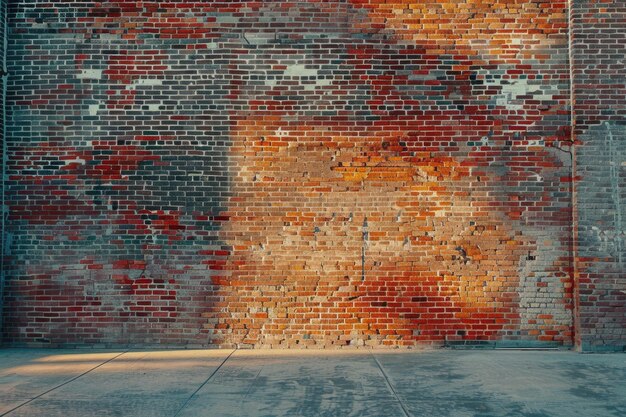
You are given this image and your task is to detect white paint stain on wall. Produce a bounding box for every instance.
[132,78,163,87]
[494,78,531,110]
[284,64,318,77]
[77,69,103,80]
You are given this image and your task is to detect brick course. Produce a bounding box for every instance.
[0,1,620,350]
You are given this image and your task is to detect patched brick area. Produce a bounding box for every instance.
[0,1,621,350]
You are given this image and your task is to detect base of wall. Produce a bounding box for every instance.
[445,340,569,350]
[0,342,225,350]
[579,343,626,353]
[1,340,577,351]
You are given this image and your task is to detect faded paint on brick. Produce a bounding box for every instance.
[0,0,606,348]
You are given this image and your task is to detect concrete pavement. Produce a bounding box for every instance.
[0,348,624,417]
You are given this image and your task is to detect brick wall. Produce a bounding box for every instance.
[0,0,8,342]
[1,1,576,348]
[572,0,626,352]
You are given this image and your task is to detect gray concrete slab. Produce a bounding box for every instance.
[375,350,626,417]
[0,348,624,417]
[176,351,405,417]
[0,349,121,415]
[1,349,234,417]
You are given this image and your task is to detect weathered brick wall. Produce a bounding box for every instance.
[572,0,626,352]
[2,1,575,348]
[0,0,8,341]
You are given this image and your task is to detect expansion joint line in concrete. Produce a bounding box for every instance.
[172,349,237,417]
[371,354,412,417]
[0,350,129,417]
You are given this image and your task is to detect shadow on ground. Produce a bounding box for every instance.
[0,349,625,417]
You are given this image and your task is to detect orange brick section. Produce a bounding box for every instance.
[1,1,577,348]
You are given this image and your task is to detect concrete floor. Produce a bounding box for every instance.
[0,348,624,417]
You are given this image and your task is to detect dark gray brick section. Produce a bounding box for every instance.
[572,0,626,352]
